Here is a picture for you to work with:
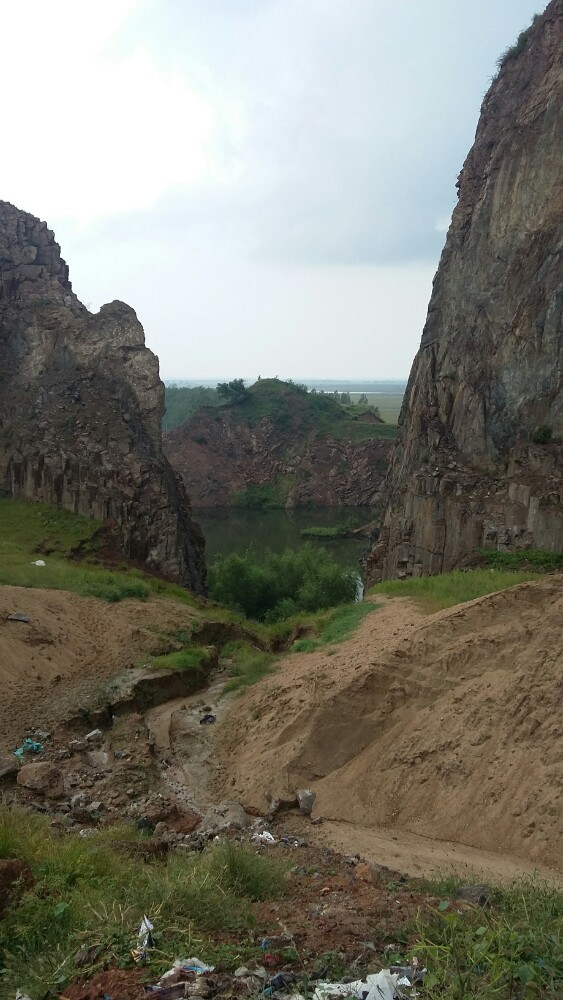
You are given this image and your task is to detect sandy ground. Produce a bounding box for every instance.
[0,585,205,748]
[215,579,563,874]
[1,577,562,885]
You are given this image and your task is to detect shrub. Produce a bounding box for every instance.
[208,544,357,621]
[532,424,553,444]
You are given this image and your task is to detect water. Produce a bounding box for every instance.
[195,506,377,572]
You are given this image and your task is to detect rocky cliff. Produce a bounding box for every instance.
[0,202,206,592]
[366,2,563,582]
[164,379,392,508]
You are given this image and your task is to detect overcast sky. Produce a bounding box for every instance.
[2,0,542,379]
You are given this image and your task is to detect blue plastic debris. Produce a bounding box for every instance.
[13,738,43,759]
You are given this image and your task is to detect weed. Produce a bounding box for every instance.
[220,640,276,692]
[370,569,540,612]
[148,646,214,673]
[479,548,563,573]
[531,423,553,444]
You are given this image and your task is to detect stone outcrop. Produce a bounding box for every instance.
[0,201,206,592]
[165,379,391,508]
[366,2,563,581]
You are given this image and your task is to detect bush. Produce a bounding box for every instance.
[208,544,357,621]
[532,424,553,444]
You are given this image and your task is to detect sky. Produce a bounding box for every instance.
[2,0,542,380]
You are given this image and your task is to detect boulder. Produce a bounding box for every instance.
[0,756,19,782]
[17,761,64,798]
[201,800,251,834]
[297,788,316,816]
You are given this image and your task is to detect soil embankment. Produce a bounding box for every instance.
[215,577,563,872]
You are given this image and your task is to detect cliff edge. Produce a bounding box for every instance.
[367,2,563,581]
[0,202,206,593]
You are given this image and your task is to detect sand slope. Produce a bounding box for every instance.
[0,586,203,748]
[217,578,563,870]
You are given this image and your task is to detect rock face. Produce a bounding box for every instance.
[367,3,563,581]
[0,202,206,592]
[165,379,391,508]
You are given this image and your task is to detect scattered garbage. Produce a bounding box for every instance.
[8,613,30,623]
[132,915,155,962]
[15,991,33,1000]
[252,830,276,844]
[31,559,46,567]
[13,737,43,760]
[199,713,216,725]
[160,958,216,979]
[313,965,425,1000]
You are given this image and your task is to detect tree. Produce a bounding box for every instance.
[216,378,250,404]
[358,393,369,406]
[340,391,351,403]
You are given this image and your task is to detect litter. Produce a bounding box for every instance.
[252,830,276,844]
[8,613,30,623]
[160,958,216,980]
[31,559,46,566]
[199,714,216,725]
[132,915,155,962]
[313,967,425,1000]
[13,737,43,759]
[15,992,33,1000]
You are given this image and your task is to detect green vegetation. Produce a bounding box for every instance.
[0,807,286,997]
[292,601,378,653]
[0,498,154,602]
[416,876,562,999]
[497,13,541,69]
[371,568,541,612]
[208,544,357,621]
[216,378,251,404]
[215,379,396,443]
[300,519,361,539]
[163,384,222,431]
[233,476,296,509]
[148,646,214,674]
[479,548,563,573]
[220,640,276,692]
[532,423,554,444]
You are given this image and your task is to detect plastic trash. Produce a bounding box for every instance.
[313,968,422,1000]
[8,613,30,623]
[160,957,215,980]
[15,992,33,1000]
[199,714,216,725]
[252,831,276,844]
[132,915,155,961]
[13,737,43,759]
[31,559,46,566]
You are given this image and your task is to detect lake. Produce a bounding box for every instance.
[195,506,377,573]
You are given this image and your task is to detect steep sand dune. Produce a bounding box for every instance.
[216,578,563,870]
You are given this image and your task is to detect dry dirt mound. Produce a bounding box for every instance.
[0,585,205,749]
[216,577,563,871]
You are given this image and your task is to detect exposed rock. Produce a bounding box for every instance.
[0,756,19,781]
[366,3,563,581]
[0,201,205,593]
[0,859,35,917]
[297,788,316,816]
[164,379,391,507]
[201,800,251,834]
[16,761,63,797]
[455,884,492,907]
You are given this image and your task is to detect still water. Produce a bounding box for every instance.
[195,506,376,571]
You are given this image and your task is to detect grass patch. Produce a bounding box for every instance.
[291,601,378,653]
[370,569,540,612]
[220,640,276,692]
[0,807,286,997]
[300,523,354,539]
[415,876,562,998]
[232,477,295,509]
[479,548,563,573]
[148,646,214,673]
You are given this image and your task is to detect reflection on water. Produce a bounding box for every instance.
[195,506,377,571]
